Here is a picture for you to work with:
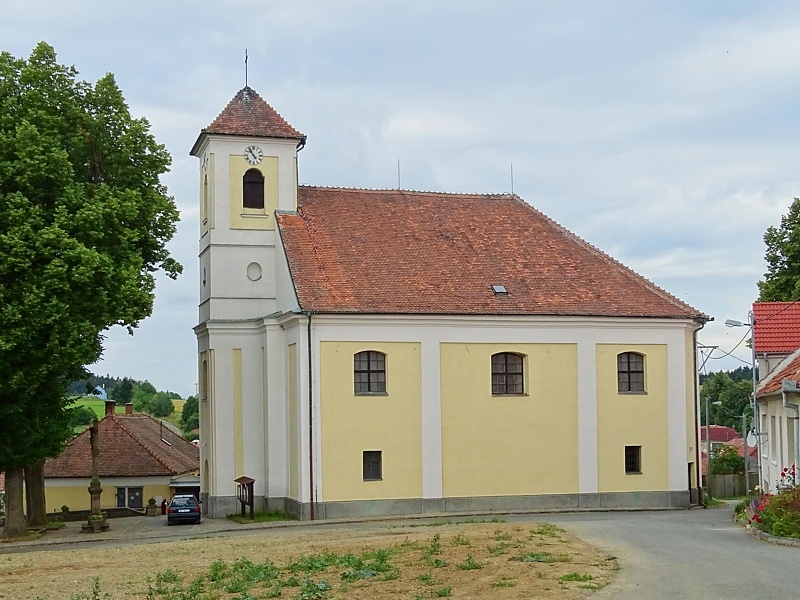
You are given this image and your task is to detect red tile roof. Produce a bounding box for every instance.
[199,86,303,142]
[277,187,707,319]
[757,347,800,397]
[44,414,198,479]
[700,425,740,443]
[753,302,800,353]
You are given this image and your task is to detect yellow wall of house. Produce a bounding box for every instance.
[288,344,299,500]
[319,342,422,501]
[684,330,697,487]
[596,344,669,492]
[45,484,172,513]
[228,155,279,230]
[440,343,579,497]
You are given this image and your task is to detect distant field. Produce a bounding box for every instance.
[70,397,122,418]
[71,397,185,421]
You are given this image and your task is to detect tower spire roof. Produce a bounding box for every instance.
[202,86,303,140]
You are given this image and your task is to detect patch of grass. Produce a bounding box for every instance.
[530,523,563,537]
[418,572,436,585]
[491,577,517,587]
[450,534,470,546]
[420,533,442,559]
[559,572,593,583]
[487,542,511,556]
[509,551,571,563]
[226,510,296,524]
[493,530,512,541]
[456,554,482,570]
[45,521,66,530]
[433,587,452,597]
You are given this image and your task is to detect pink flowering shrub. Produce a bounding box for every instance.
[750,465,800,538]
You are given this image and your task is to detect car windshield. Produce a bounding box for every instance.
[171,497,197,507]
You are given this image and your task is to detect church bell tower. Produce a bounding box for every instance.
[190,87,305,516]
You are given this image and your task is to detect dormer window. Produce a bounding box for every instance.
[243,169,264,209]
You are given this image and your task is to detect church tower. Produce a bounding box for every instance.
[190,88,305,516]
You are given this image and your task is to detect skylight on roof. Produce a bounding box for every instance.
[492,285,507,294]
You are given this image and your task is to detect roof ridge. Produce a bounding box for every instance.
[299,184,513,198]
[111,414,177,474]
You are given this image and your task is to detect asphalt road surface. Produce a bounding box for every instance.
[520,506,797,599]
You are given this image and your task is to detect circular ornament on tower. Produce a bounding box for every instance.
[247,262,263,281]
[244,145,263,165]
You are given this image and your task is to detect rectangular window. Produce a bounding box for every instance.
[617,352,645,393]
[363,450,382,481]
[491,353,524,395]
[354,351,386,394]
[625,446,642,474]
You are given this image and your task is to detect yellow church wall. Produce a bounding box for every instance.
[288,344,299,500]
[228,155,279,230]
[319,342,422,502]
[440,343,579,497]
[596,344,669,492]
[684,330,698,486]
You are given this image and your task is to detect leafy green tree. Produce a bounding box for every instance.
[182,395,199,434]
[0,43,180,538]
[110,377,134,404]
[150,392,174,418]
[68,405,97,428]
[700,372,753,432]
[709,445,745,475]
[759,197,800,301]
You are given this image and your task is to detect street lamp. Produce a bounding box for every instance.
[725,311,759,494]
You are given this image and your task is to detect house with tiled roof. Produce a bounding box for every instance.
[44,402,199,513]
[191,87,709,519]
[753,302,800,376]
[755,342,800,492]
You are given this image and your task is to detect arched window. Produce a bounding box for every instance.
[202,173,209,222]
[491,352,524,395]
[617,352,645,393]
[201,359,209,401]
[243,169,264,209]
[354,350,386,394]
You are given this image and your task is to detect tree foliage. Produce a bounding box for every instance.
[709,445,745,475]
[0,43,181,537]
[110,377,134,404]
[759,197,800,301]
[182,395,199,435]
[700,371,753,432]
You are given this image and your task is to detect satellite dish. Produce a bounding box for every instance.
[747,431,757,447]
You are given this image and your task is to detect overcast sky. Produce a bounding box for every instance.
[4,1,798,397]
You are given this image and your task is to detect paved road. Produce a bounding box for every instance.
[3,505,797,598]
[524,507,798,599]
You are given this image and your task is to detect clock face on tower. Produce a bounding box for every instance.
[244,145,263,165]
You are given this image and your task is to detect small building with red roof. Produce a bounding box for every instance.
[44,402,199,513]
[755,344,800,492]
[191,87,709,519]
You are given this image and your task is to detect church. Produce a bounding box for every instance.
[191,87,708,519]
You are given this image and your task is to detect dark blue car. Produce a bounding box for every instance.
[166,495,201,525]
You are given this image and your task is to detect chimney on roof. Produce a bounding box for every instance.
[125,403,133,415]
[104,400,115,417]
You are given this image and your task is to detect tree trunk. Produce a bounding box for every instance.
[25,459,47,528]
[2,466,27,538]
[24,464,32,522]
